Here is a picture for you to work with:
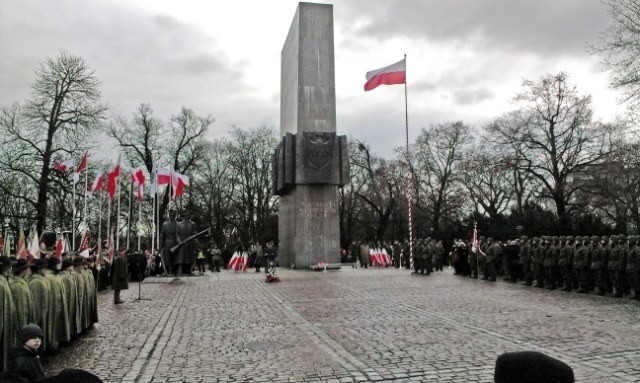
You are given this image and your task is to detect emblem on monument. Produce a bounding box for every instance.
[304,132,334,169]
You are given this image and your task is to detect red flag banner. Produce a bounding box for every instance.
[364,58,406,91]
[54,159,75,172]
[76,153,88,174]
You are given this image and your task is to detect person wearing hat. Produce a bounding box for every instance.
[1,256,18,371]
[71,258,88,332]
[264,241,278,275]
[111,250,128,304]
[557,237,571,291]
[590,236,607,296]
[60,259,80,336]
[9,259,36,331]
[8,323,46,382]
[27,259,51,352]
[485,237,501,282]
[573,237,590,293]
[44,256,71,350]
[494,350,575,383]
[608,235,627,298]
[627,236,640,300]
[519,236,532,286]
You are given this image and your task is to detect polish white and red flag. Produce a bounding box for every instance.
[28,228,41,260]
[74,152,88,183]
[130,168,146,201]
[472,227,479,254]
[227,251,241,270]
[16,229,30,260]
[381,247,392,266]
[156,166,171,186]
[364,58,406,91]
[54,236,66,259]
[106,157,121,199]
[86,170,104,197]
[78,229,90,258]
[54,159,75,172]
[171,170,189,199]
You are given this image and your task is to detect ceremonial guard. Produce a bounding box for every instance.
[27,260,51,351]
[71,258,87,332]
[60,260,80,336]
[9,260,35,331]
[557,237,573,291]
[176,211,197,275]
[485,238,501,282]
[519,236,532,286]
[1,256,17,372]
[543,237,559,289]
[590,236,607,295]
[44,257,70,350]
[159,208,178,276]
[573,237,590,293]
[531,237,544,287]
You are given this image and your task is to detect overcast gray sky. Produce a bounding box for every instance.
[0,0,626,159]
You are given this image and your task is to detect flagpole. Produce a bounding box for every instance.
[84,166,88,223]
[106,196,111,263]
[127,176,133,251]
[403,53,414,275]
[116,174,122,252]
[137,201,142,252]
[98,190,103,263]
[72,172,76,253]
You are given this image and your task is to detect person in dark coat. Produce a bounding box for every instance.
[1,256,18,372]
[494,351,574,383]
[8,323,46,382]
[111,252,128,304]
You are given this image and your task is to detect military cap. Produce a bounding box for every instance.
[487,237,494,242]
[591,235,599,242]
[520,235,528,241]
[601,236,608,242]
[30,258,48,271]
[47,256,61,269]
[73,257,86,266]
[566,235,574,241]
[618,235,627,241]
[12,259,31,274]
[532,237,539,242]
[62,259,74,270]
[559,236,566,242]
[0,256,12,268]
[479,236,485,241]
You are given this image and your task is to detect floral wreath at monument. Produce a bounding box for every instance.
[266,266,280,283]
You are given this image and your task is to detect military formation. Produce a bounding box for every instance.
[0,254,99,373]
[455,235,640,300]
[348,238,446,275]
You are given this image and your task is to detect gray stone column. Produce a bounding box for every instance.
[276,3,348,268]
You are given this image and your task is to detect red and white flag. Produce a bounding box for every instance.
[171,170,189,199]
[17,229,29,260]
[54,159,75,172]
[78,229,90,258]
[157,167,171,186]
[86,170,104,197]
[130,168,146,201]
[28,228,41,260]
[106,157,121,199]
[54,236,65,259]
[364,58,406,91]
[74,153,88,183]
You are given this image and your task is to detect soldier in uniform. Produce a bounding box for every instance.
[1,256,18,371]
[504,239,521,283]
[359,241,370,269]
[479,236,487,279]
[590,235,607,295]
[519,236,532,286]
[44,257,71,350]
[27,260,51,351]
[627,236,639,300]
[159,208,179,276]
[9,260,35,331]
[608,235,625,297]
[531,237,545,288]
[485,237,501,282]
[543,237,559,290]
[112,251,129,304]
[557,236,572,291]
[573,237,590,293]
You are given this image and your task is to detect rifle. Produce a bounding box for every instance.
[170,228,211,253]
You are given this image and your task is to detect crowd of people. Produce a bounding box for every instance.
[347,238,447,274]
[0,252,100,379]
[450,235,640,299]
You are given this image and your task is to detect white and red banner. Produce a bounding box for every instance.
[54,159,75,172]
[226,251,248,272]
[130,168,146,201]
[364,58,406,91]
[16,229,29,260]
[86,170,104,197]
[28,228,41,260]
[77,230,90,258]
[171,170,189,199]
[106,158,121,199]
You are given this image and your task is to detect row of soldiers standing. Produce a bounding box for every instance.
[469,235,640,299]
[0,255,99,372]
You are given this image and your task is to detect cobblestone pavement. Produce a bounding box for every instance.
[45,267,640,382]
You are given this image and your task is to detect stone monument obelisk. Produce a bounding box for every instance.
[273,2,349,269]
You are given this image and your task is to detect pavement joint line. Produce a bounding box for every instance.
[326,276,640,382]
[121,283,187,383]
[254,279,372,378]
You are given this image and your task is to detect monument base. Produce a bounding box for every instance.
[278,184,340,269]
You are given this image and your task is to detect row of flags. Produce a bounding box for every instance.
[54,153,190,200]
[2,226,94,260]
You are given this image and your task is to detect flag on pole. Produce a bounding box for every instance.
[106,156,121,199]
[364,58,406,91]
[157,166,171,186]
[54,235,65,259]
[28,227,41,259]
[86,170,104,197]
[54,159,75,172]
[78,229,90,258]
[130,168,146,201]
[74,152,88,183]
[3,228,11,258]
[17,229,29,260]
[171,170,189,199]
[472,227,479,252]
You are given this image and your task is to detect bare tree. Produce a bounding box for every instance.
[413,121,471,236]
[226,126,278,244]
[350,139,402,241]
[0,51,107,233]
[592,0,640,109]
[461,149,513,220]
[489,72,613,228]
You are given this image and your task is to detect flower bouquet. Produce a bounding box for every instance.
[266,266,280,283]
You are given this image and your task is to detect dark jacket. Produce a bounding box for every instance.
[111,256,129,290]
[8,343,46,382]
